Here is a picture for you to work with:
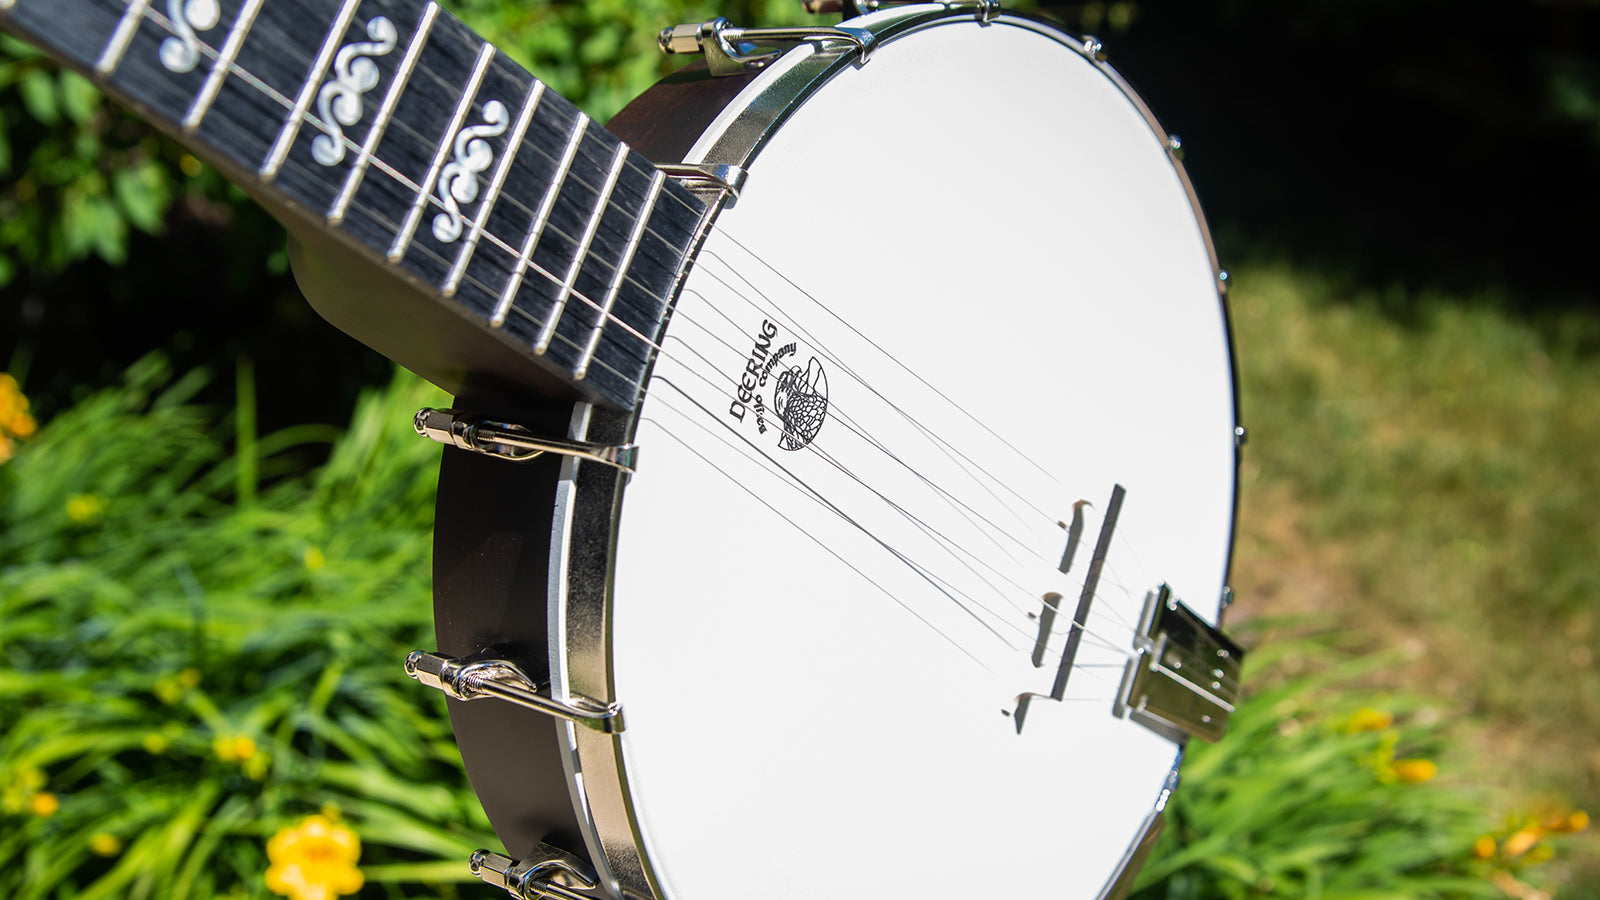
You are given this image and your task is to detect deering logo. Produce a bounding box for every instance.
[726,319,829,451]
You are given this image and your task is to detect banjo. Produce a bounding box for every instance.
[0,1,1245,898]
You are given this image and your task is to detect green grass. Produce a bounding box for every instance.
[0,357,493,899]
[1225,261,1600,894]
[3,257,1597,898]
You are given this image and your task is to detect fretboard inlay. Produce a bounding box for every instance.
[0,0,711,410]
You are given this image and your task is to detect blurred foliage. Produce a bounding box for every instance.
[0,359,493,899]
[0,0,807,429]
[0,0,806,292]
[1225,259,1600,896]
[1,359,1589,898]
[1131,636,1590,900]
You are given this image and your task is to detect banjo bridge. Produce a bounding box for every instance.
[1115,585,1244,744]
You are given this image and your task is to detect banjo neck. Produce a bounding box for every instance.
[0,0,711,411]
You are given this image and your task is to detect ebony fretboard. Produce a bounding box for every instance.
[0,0,710,410]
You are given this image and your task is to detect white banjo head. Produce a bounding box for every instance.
[556,10,1238,899]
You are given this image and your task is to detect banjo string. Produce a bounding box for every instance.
[643,385,1145,667]
[162,26,1177,670]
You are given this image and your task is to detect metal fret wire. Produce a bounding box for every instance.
[67,0,1163,665]
[140,0,709,351]
[135,0,1101,563]
[329,2,439,224]
[182,0,265,130]
[111,0,1079,526]
[387,38,499,261]
[441,78,546,295]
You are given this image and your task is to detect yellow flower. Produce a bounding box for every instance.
[89,833,122,856]
[66,494,105,524]
[1547,809,1588,833]
[154,675,184,705]
[265,815,364,900]
[1346,707,1394,733]
[28,792,59,817]
[8,409,35,438]
[1391,758,1437,783]
[214,735,258,763]
[1502,825,1544,858]
[302,547,325,571]
[0,373,37,449]
[1472,834,1496,859]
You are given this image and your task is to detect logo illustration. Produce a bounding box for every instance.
[772,357,829,451]
[727,319,830,451]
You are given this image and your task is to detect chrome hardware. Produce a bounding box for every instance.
[1096,761,1179,900]
[656,163,749,200]
[1218,268,1230,294]
[414,408,638,474]
[804,0,1000,18]
[658,17,874,76]
[405,651,626,734]
[470,846,600,900]
[1081,34,1106,61]
[1115,585,1244,744]
[1234,425,1248,447]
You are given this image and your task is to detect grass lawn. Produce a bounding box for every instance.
[2,259,1594,897]
[1225,260,1600,895]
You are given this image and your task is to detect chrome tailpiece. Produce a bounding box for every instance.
[414,408,638,474]
[658,16,875,75]
[405,651,625,734]
[470,846,601,900]
[1115,585,1244,744]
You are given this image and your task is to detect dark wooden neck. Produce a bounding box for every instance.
[0,0,709,410]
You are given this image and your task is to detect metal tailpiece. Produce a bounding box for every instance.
[470,846,600,900]
[1115,585,1244,744]
[414,408,638,474]
[405,651,625,734]
[658,17,875,76]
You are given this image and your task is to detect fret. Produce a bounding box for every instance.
[428,100,508,241]
[328,1,438,224]
[386,39,498,262]
[575,171,665,381]
[307,15,399,168]
[261,0,363,181]
[440,78,545,296]
[2,0,709,412]
[96,0,156,75]
[533,144,629,355]
[181,0,264,131]
[492,114,588,328]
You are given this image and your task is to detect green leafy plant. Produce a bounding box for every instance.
[1132,634,1589,900]
[0,359,492,899]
